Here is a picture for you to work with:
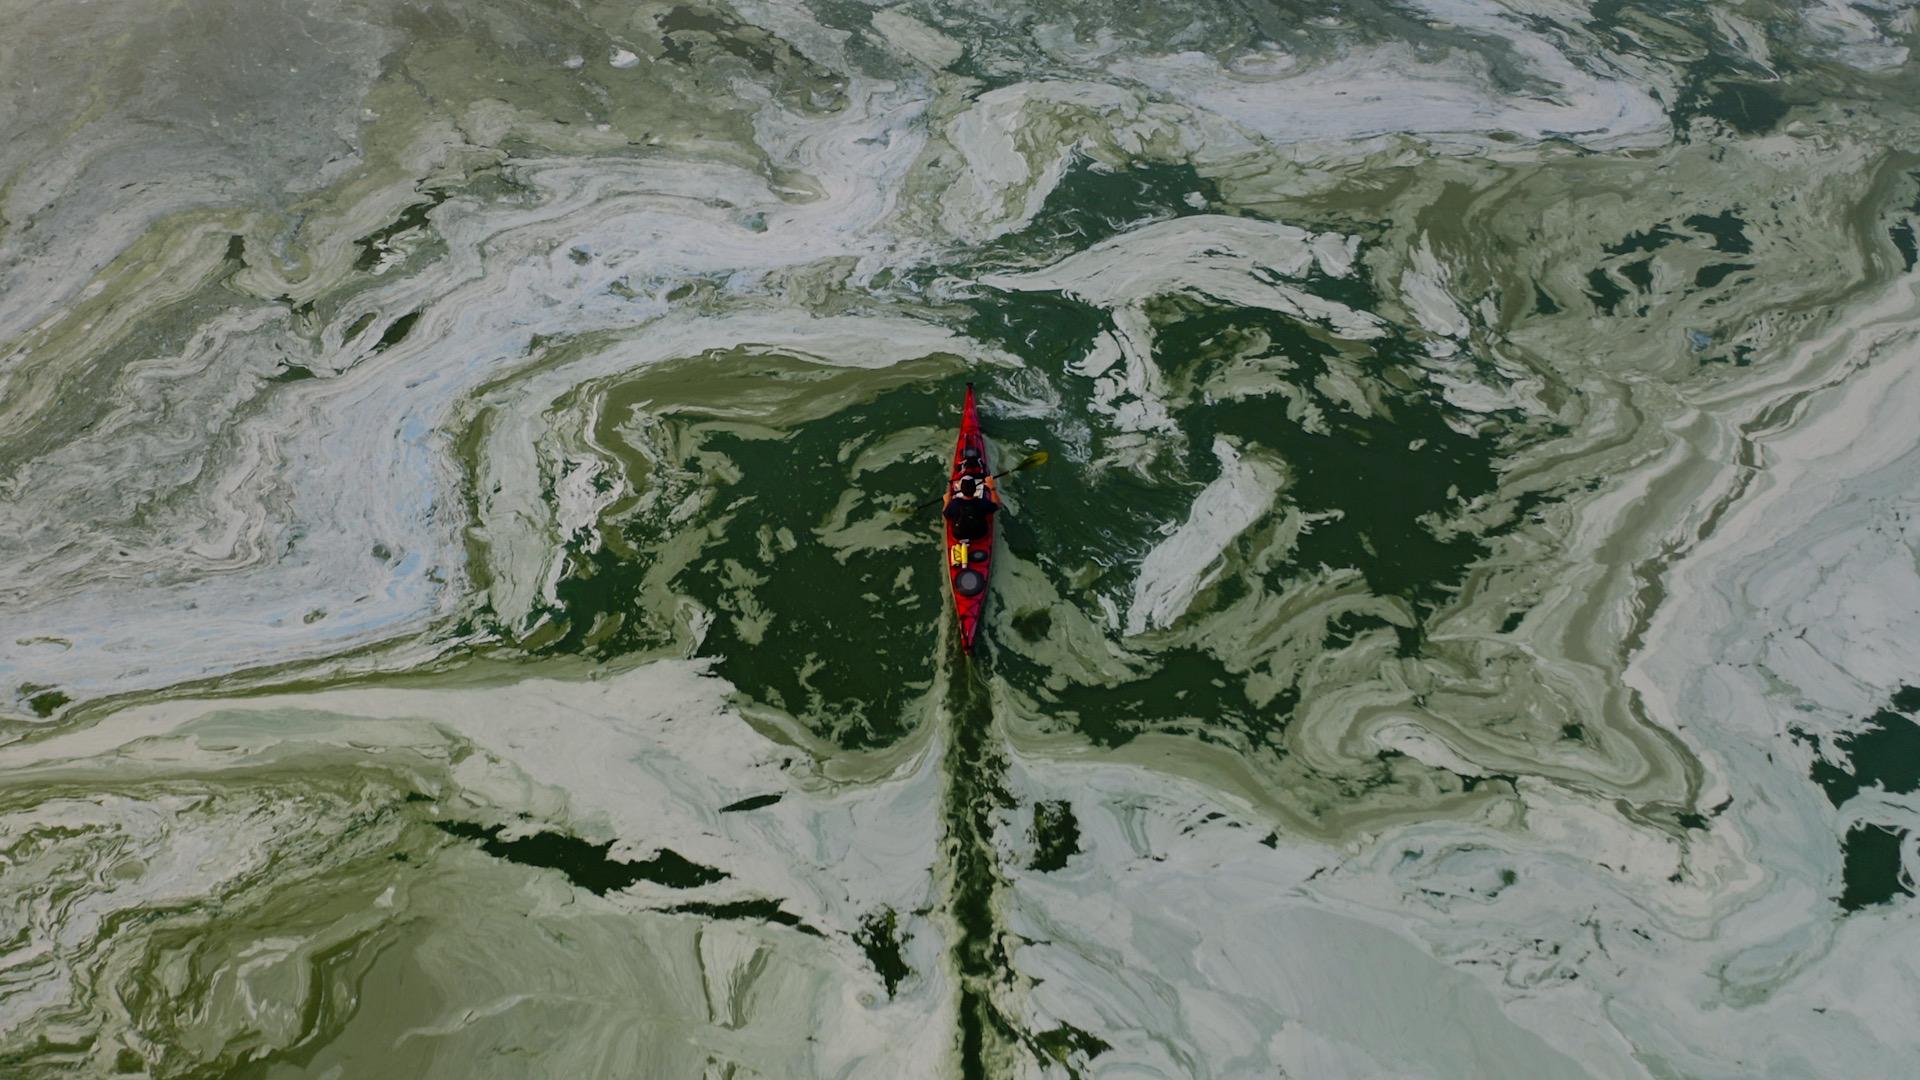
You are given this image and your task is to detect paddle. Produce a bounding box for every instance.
[896,450,1049,515]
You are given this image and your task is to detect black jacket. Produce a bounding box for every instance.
[943,496,997,540]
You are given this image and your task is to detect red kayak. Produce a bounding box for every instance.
[943,384,994,653]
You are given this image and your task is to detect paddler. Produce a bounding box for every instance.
[943,471,998,546]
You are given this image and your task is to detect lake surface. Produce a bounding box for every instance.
[2,0,1918,1075]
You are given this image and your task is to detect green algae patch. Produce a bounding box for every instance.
[21,686,70,718]
[853,906,913,998]
[434,821,726,893]
[1838,824,1914,913]
[664,898,821,936]
[1028,800,1081,872]
[1795,687,1920,809]
[1032,1023,1112,1070]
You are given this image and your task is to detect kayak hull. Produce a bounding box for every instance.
[944,385,993,653]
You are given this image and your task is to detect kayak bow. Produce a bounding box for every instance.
[943,384,994,653]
